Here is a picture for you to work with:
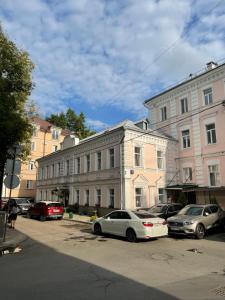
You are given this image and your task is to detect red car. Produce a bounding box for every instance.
[27,201,64,221]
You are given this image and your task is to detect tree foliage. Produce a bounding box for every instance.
[46,108,96,139]
[0,25,34,200]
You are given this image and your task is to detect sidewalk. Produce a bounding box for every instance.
[63,213,92,224]
[0,227,27,251]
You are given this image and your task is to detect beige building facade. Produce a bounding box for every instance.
[36,120,177,215]
[3,117,67,200]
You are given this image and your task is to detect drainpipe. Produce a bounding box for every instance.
[119,130,125,209]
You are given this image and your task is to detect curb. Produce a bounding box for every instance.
[0,231,28,251]
[63,217,92,225]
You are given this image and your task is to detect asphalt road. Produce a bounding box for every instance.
[0,217,225,300]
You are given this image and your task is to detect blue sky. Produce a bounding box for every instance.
[1,0,225,130]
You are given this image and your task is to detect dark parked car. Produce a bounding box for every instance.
[27,201,64,221]
[138,203,183,220]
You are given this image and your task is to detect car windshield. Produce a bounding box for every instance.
[16,199,30,204]
[179,206,204,216]
[132,211,156,219]
[47,203,63,207]
[148,205,167,213]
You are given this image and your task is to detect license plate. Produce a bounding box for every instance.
[53,209,59,212]
[170,227,180,231]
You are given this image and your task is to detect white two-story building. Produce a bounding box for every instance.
[36,120,177,215]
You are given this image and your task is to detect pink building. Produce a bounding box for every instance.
[144,61,225,209]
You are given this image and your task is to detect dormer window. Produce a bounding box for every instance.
[52,129,59,140]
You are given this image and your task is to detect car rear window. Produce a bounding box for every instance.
[47,203,63,207]
[132,211,156,219]
[16,199,30,204]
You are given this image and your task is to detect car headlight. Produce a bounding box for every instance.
[183,221,194,225]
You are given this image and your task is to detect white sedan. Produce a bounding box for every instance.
[92,210,168,242]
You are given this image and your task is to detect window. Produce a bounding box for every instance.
[52,129,59,140]
[134,146,142,167]
[135,188,142,207]
[158,188,165,203]
[204,88,213,105]
[85,190,89,206]
[157,151,164,169]
[32,127,38,137]
[76,157,80,174]
[66,160,70,175]
[180,98,188,114]
[26,180,33,189]
[46,166,49,179]
[206,123,216,144]
[97,152,101,170]
[57,162,61,177]
[96,189,101,206]
[208,165,219,186]
[160,106,167,121]
[183,167,192,182]
[52,164,55,177]
[109,189,114,208]
[28,161,35,171]
[31,142,35,151]
[86,154,90,172]
[53,145,58,152]
[109,148,115,168]
[76,190,80,204]
[182,130,190,148]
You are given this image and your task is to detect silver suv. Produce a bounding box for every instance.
[167,204,225,239]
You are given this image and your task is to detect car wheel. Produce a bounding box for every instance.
[126,228,137,243]
[40,215,46,222]
[94,223,102,235]
[58,217,63,220]
[195,224,205,239]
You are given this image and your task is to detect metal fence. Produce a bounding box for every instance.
[0,212,7,243]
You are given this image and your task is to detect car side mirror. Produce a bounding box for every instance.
[204,212,209,216]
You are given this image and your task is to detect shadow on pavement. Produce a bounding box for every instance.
[0,231,179,300]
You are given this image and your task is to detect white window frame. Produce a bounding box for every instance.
[203,87,213,105]
[52,129,59,140]
[31,142,36,152]
[26,180,33,189]
[182,129,190,149]
[183,167,192,182]
[208,164,219,186]
[135,187,143,207]
[157,150,164,169]
[158,188,166,204]
[28,161,35,171]
[134,146,142,167]
[180,97,188,114]
[206,123,216,145]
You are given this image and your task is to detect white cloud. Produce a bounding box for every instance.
[0,0,225,119]
[86,118,109,131]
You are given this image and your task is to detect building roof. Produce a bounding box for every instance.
[144,61,225,104]
[31,117,70,136]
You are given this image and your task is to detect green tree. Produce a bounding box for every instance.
[46,108,96,139]
[0,26,34,204]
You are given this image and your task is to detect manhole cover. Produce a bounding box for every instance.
[211,286,225,297]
